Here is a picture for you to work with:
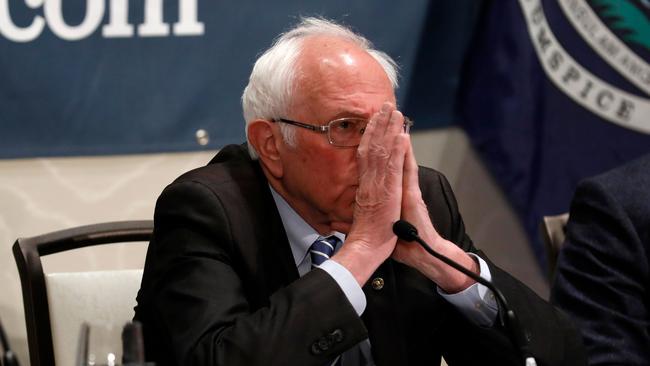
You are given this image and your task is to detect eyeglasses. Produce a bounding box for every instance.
[272,116,413,147]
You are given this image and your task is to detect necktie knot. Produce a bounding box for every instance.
[310,236,340,269]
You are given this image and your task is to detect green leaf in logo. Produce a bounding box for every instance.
[592,0,650,50]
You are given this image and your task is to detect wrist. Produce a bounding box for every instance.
[332,239,390,286]
[414,239,479,293]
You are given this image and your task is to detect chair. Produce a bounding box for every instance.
[540,213,569,282]
[12,221,153,366]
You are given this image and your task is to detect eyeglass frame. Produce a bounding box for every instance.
[271,116,414,147]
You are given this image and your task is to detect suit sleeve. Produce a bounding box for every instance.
[420,168,586,366]
[551,179,650,365]
[135,180,367,366]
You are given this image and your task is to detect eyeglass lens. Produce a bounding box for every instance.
[328,118,412,147]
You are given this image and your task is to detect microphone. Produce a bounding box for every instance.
[392,220,537,366]
[0,317,20,366]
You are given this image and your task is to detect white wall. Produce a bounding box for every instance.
[0,150,216,364]
[0,128,547,365]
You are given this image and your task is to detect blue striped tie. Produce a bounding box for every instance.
[311,236,343,365]
[310,236,340,269]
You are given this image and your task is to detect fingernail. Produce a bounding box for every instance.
[381,103,390,114]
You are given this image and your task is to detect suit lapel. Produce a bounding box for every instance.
[263,201,300,284]
[230,153,299,307]
[362,260,408,366]
[254,168,300,286]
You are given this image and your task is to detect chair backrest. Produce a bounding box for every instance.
[12,221,153,366]
[540,213,569,282]
[47,269,144,366]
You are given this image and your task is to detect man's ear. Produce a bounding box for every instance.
[247,120,284,178]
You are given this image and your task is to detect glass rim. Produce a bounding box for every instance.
[272,116,414,147]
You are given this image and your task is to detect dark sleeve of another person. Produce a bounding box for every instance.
[551,177,650,365]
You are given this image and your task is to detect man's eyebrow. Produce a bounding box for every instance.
[328,110,369,120]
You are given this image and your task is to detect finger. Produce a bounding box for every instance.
[368,102,394,143]
[385,133,409,196]
[385,110,404,140]
[356,116,377,174]
[359,102,393,157]
[370,109,405,175]
[363,103,394,173]
[402,135,419,190]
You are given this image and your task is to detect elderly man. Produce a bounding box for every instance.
[134,18,584,365]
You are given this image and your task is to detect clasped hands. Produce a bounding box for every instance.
[332,103,478,293]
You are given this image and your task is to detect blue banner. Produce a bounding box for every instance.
[0,1,480,158]
[459,0,650,269]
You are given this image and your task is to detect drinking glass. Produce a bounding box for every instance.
[76,321,146,366]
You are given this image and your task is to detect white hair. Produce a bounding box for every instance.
[241,17,399,159]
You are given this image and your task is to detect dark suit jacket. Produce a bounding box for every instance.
[551,154,650,365]
[134,144,584,366]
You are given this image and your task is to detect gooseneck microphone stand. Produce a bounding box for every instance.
[392,220,537,366]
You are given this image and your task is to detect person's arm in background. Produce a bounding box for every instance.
[552,177,650,365]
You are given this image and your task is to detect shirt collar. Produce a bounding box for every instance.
[269,185,345,267]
